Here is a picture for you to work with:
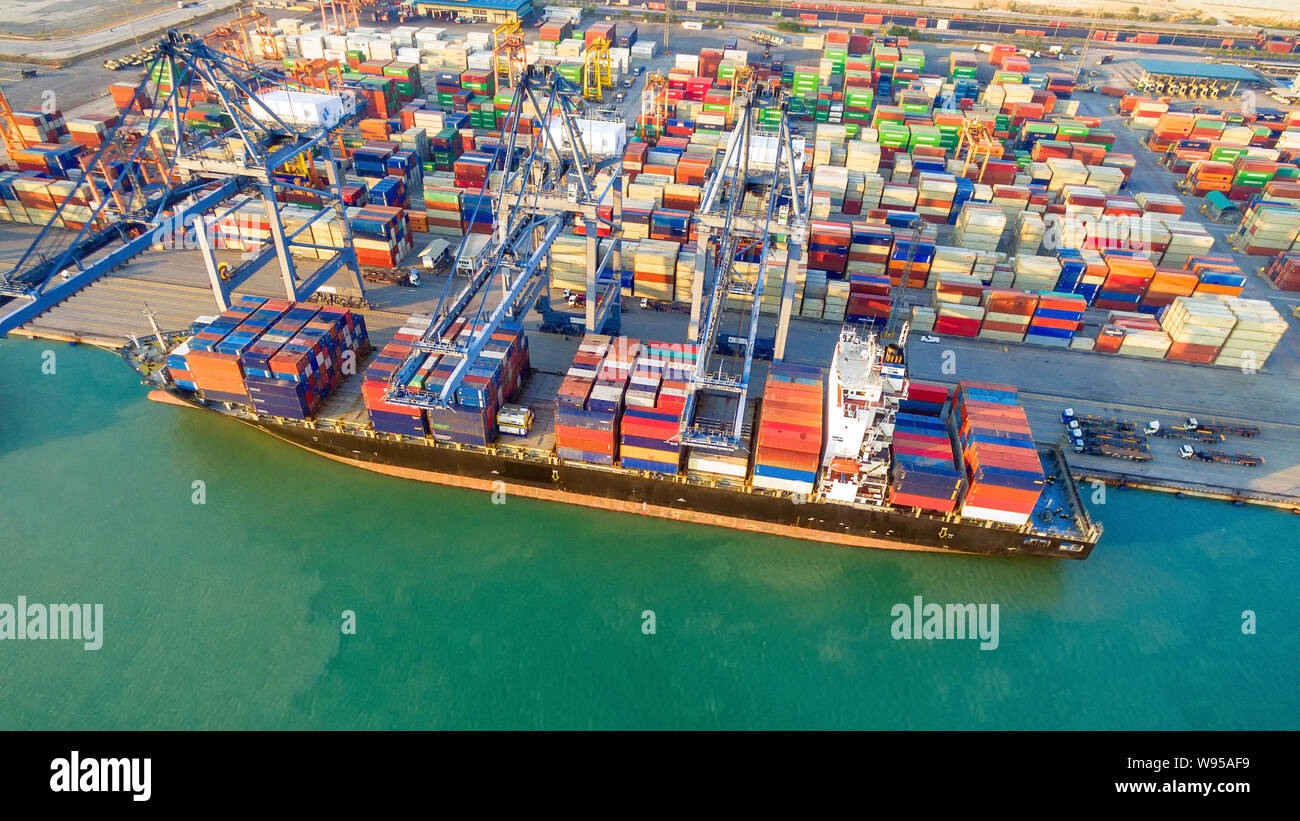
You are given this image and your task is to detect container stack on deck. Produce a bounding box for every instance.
[753,364,825,495]
[952,381,1045,527]
[890,382,963,513]
[362,315,528,442]
[618,341,696,474]
[556,335,632,466]
[169,296,369,419]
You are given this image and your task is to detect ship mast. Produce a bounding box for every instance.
[142,303,166,350]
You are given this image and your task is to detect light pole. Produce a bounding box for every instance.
[664,0,671,53]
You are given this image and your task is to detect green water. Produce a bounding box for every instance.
[1,339,1296,730]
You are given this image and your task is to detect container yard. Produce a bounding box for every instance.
[1,6,1299,564]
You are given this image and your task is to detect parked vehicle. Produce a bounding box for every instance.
[362,266,420,287]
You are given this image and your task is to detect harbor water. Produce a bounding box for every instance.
[1,339,1296,730]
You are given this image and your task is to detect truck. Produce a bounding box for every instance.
[750,31,785,47]
[1149,423,1216,441]
[1178,445,1263,466]
[1143,419,1226,444]
[1093,444,1154,462]
[1183,418,1261,438]
[973,43,994,54]
[362,266,420,287]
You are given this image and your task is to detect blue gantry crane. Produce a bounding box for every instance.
[382,68,628,411]
[0,29,365,335]
[677,88,811,451]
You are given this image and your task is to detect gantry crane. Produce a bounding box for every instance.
[583,38,613,102]
[728,64,756,115]
[954,118,1000,183]
[0,87,29,157]
[204,12,276,62]
[317,0,359,36]
[0,29,366,334]
[639,70,669,139]
[882,214,923,345]
[286,57,338,93]
[492,20,527,89]
[381,67,626,411]
[677,88,811,451]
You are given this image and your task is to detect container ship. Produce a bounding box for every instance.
[127,296,1100,560]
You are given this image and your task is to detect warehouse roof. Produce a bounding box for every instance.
[409,0,533,10]
[1135,60,1260,82]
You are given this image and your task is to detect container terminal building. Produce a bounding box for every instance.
[1132,59,1262,98]
[408,0,534,24]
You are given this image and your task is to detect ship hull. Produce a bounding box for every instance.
[152,390,1098,560]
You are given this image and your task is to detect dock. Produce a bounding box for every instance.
[2,20,1299,524]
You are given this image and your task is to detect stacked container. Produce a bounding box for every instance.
[979,289,1037,342]
[1026,292,1085,346]
[1263,253,1300,290]
[753,363,825,495]
[349,204,412,267]
[890,411,962,513]
[364,340,427,436]
[425,323,530,445]
[952,381,1045,527]
[176,297,369,418]
[556,335,634,465]
[1214,297,1289,368]
[619,341,693,473]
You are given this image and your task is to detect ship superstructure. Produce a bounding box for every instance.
[820,326,909,507]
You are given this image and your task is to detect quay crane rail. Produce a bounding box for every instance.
[0,29,366,335]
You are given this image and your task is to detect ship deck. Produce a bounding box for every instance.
[1032,450,1091,539]
[294,335,1100,544]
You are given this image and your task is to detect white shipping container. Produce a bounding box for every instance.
[547,118,627,158]
[298,34,325,58]
[252,90,349,130]
[748,135,807,170]
[345,36,375,58]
